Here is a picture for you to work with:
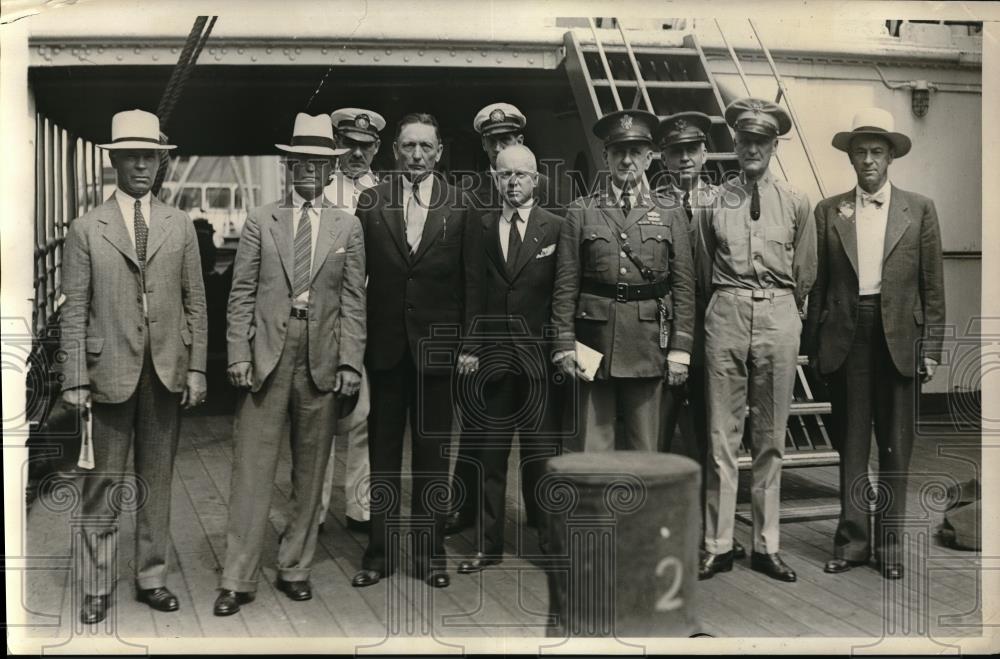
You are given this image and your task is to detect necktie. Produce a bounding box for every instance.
[682,190,693,221]
[293,201,312,298]
[621,190,632,215]
[133,199,148,273]
[750,181,760,221]
[861,191,885,208]
[405,181,423,253]
[506,215,522,273]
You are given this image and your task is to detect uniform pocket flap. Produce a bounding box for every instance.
[638,299,659,321]
[85,337,104,354]
[766,225,795,245]
[575,293,611,321]
[638,225,671,243]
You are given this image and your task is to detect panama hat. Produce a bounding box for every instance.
[98,109,176,150]
[276,113,349,157]
[832,107,911,157]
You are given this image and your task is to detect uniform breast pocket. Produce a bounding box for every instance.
[766,225,795,271]
[638,225,671,272]
[581,226,615,274]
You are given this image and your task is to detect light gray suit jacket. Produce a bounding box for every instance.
[60,196,208,403]
[226,197,366,393]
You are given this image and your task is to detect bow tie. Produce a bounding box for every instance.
[860,190,886,208]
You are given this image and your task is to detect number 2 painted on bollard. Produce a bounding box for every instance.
[654,556,684,611]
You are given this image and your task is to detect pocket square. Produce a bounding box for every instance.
[335,246,346,254]
[536,244,556,258]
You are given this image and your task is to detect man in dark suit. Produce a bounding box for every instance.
[452,145,565,572]
[59,109,208,624]
[215,113,365,615]
[351,113,481,589]
[803,108,945,580]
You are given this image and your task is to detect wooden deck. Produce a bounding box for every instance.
[16,406,984,649]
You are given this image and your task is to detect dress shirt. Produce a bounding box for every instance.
[115,188,152,315]
[291,189,322,305]
[855,179,891,295]
[402,174,435,252]
[610,181,641,211]
[704,171,816,306]
[499,199,534,261]
[324,170,377,215]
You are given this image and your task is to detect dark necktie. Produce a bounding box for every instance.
[293,201,313,297]
[133,199,148,274]
[682,190,693,221]
[750,181,761,221]
[621,190,632,215]
[506,216,522,274]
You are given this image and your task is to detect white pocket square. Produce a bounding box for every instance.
[536,244,556,258]
[335,246,346,254]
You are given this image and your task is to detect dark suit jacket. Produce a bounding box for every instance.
[468,206,565,380]
[803,186,945,377]
[60,197,207,403]
[356,174,482,374]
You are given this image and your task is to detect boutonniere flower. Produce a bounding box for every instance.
[837,200,855,221]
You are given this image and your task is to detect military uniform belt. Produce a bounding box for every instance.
[581,279,671,303]
[716,286,793,300]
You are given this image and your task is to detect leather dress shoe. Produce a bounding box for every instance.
[213,589,255,616]
[880,563,904,580]
[732,539,747,560]
[750,551,797,582]
[352,569,384,588]
[698,550,734,580]
[824,557,867,574]
[424,571,450,588]
[136,586,179,612]
[346,517,371,533]
[445,511,474,536]
[80,594,110,625]
[458,553,502,574]
[276,578,312,601]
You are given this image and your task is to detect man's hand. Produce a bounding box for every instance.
[457,353,480,376]
[181,371,208,409]
[665,360,689,387]
[227,361,254,389]
[334,367,362,397]
[62,387,91,408]
[554,351,584,379]
[920,357,938,384]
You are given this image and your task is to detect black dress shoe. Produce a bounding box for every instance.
[276,578,312,601]
[458,554,503,574]
[351,569,384,588]
[880,563,904,580]
[346,517,371,533]
[732,539,747,560]
[698,551,734,580]
[80,594,110,625]
[750,551,797,582]
[213,589,255,616]
[445,511,474,536]
[425,571,450,588]
[824,557,867,574]
[136,587,179,612]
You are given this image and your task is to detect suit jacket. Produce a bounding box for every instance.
[468,206,565,380]
[803,186,945,377]
[226,196,366,393]
[550,187,696,379]
[60,197,208,404]
[356,174,482,374]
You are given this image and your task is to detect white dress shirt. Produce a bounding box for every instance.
[291,189,323,305]
[402,174,435,252]
[115,188,152,314]
[324,170,377,215]
[500,200,533,261]
[855,179,891,296]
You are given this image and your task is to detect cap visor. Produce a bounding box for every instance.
[337,129,379,143]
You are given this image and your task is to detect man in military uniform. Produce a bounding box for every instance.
[654,111,747,561]
[550,109,695,452]
[697,98,816,583]
[316,107,387,535]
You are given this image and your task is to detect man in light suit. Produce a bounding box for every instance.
[60,109,208,624]
[351,113,481,589]
[803,108,945,580]
[215,113,365,615]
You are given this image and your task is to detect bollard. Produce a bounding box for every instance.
[538,452,700,637]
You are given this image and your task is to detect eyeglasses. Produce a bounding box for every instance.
[495,170,536,181]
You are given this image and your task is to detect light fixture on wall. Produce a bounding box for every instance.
[871,65,939,118]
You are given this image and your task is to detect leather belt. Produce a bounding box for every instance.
[289,307,309,319]
[582,278,671,303]
[717,286,793,300]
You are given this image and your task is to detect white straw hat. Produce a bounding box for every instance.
[98,109,176,150]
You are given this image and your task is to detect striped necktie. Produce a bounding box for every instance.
[133,199,148,273]
[293,201,313,297]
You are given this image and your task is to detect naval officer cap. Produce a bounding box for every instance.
[592,109,658,146]
[655,111,712,148]
[473,102,527,136]
[330,108,386,144]
[724,97,792,138]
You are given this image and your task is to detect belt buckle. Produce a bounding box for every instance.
[751,289,771,300]
[615,282,629,303]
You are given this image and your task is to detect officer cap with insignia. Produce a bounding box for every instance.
[724,97,792,138]
[330,108,386,144]
[473,102,527,137]
[593,109,658,147]
[655,111,712,148]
